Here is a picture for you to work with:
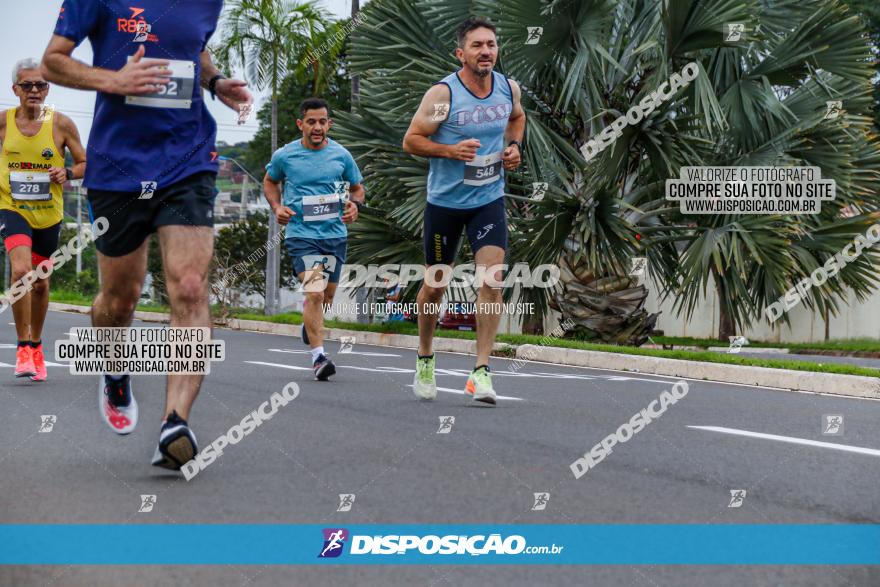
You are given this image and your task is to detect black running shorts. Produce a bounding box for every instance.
[423,197,508,265]
[86,171,217,257]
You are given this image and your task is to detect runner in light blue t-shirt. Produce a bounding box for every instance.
[263,98,365,382]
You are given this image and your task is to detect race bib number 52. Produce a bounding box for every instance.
[125,58,195,109]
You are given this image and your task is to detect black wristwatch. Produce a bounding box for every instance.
[65,168,74,181]
[508,140,523,152]
[353,200,364,211]
[208,74,225,100]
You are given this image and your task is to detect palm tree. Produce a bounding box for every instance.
[333,0,880,343]
[213,0,329,313]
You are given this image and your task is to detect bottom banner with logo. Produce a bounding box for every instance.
[1,525,878,565]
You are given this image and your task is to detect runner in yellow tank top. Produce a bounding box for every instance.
[0,58,86,382]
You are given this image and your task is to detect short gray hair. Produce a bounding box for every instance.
[12,58,41,84]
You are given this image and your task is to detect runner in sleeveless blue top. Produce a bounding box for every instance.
[263,98,365,381]
[43,0,253,471]
[403,17,526,406]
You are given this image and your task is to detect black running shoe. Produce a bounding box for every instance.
[313,354,336,381]
[151,411,199,471]
[301,323,310,345]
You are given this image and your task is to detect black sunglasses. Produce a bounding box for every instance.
[17,82,49,92]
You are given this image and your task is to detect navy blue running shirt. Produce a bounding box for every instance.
[54,0,222,191]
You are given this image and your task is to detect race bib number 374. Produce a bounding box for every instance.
[302,193,341,222]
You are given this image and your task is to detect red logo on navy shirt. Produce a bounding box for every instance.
[117,7,158,42]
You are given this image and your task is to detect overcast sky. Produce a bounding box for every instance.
[0,0,360,145]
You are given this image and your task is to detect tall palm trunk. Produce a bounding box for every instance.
[351,0,360,104]
[716,276,735,342]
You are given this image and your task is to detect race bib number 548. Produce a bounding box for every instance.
[464,152,502,187]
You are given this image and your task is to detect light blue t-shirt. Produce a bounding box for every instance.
[266,138,363,240]
[427,70,512,209]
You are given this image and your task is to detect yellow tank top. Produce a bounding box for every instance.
[0,108,65,228]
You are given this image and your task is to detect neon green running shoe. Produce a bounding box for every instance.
[413,355,437,400]
[466,366,496,405]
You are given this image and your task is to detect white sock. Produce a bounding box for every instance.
[311,346,325,363]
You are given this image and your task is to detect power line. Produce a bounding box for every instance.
[0,102,260,124]
[0,101,259,132]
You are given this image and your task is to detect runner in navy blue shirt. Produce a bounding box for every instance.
[42,0,253,472]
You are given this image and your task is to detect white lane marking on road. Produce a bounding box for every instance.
[246,361,523,399]
[529,372,599,380]
[249,360,655,388]
[247,361,311,371]
[406,384,523,401]
[0,362,13,367]
[268,348,400,358]
[688,425,880,457]
[247,361,412,374]
[435,368,472,376]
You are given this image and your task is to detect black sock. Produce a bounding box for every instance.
[163,410,186,428]
[29,340,41,348]
[474,364,490,372]
[418,354,434,360]
[17,341,28,348]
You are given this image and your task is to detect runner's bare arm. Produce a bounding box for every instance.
[349,183,365,205]
[42,36,170,95]
[505,80,526,145]
[403,84,479,161]
[501,80,526,169]
[199,51,252,114]
[263,172,295,226]
[59,113,87,180]
[341,183,365,224]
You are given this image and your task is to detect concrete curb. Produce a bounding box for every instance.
[707,346,790,354]
[515,344,880,399]
[47,302,879,399]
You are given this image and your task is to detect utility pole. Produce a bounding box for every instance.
[240,174,248,221]
[265,96,281,315]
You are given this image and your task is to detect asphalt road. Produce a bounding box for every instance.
[2,310,879,587]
